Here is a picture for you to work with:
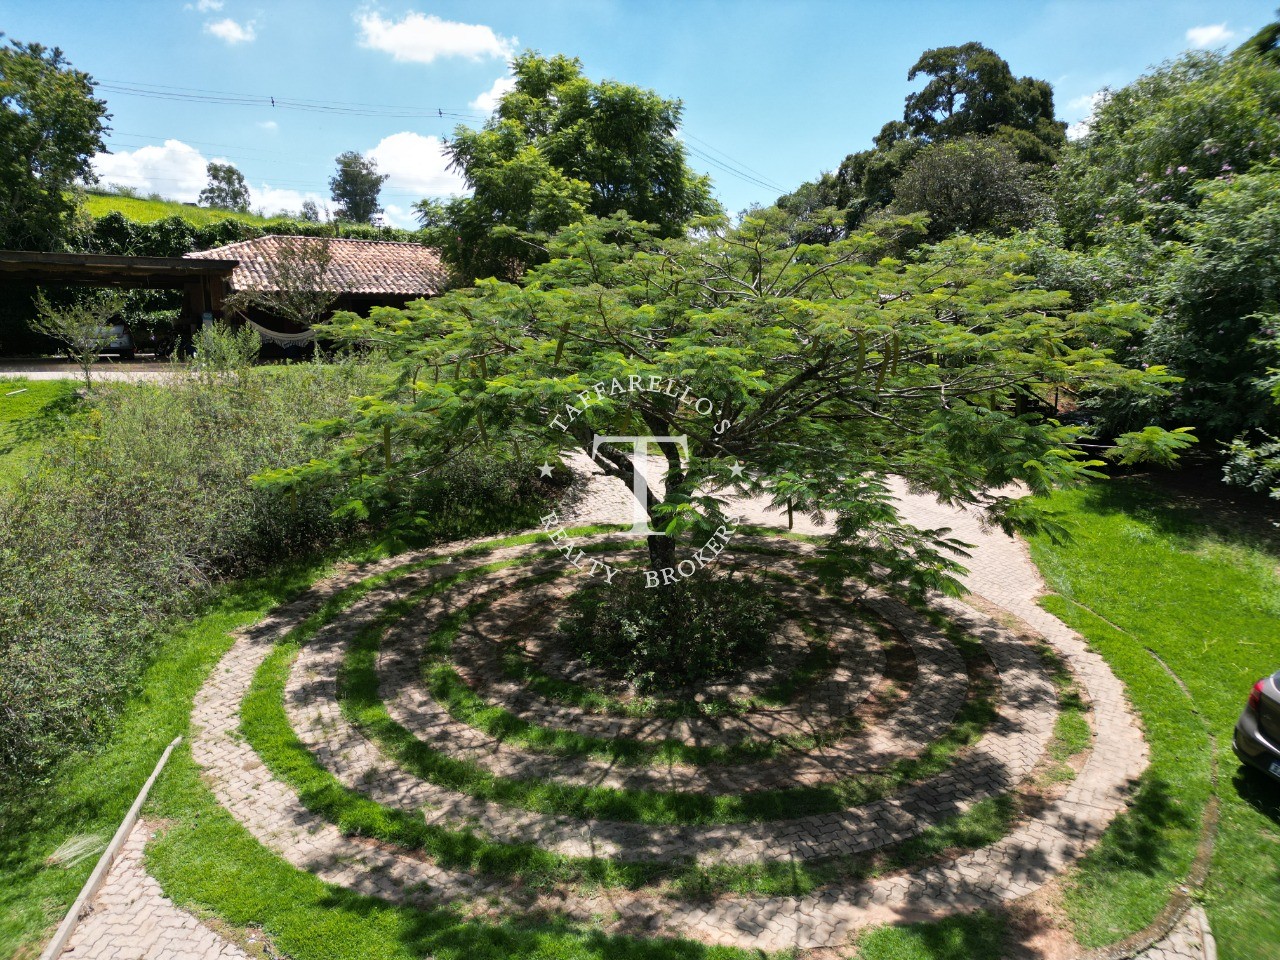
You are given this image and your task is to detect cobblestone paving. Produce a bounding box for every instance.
[1138,906,1216,960]
[182,517,1139,949]
[57,821,249,960]
[285,542,1055,865]
[60,456,1210,958]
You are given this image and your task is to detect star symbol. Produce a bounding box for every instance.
[728,461,746,479]
[538,462,555,478]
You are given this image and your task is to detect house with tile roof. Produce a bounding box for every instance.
[185,235,448,349]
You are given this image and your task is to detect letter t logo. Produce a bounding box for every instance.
[591,435,688,537]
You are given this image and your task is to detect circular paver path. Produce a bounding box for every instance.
[56,454,1210,959]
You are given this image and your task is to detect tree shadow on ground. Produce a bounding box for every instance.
[1072,468,1280,559]
[0,386,81,461]
[310,883,751,960]
[1079,776,1196,877]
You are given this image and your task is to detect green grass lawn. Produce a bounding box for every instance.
[1027,474,1280,960]
[0,378,79,486]
[81,191,271,226]
[0,557,335,958]
[8,473,1275,960]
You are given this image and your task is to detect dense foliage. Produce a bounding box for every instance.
[560,574,776,692]
[777,43,1065,239]
[890,137,1046,240]
[198,161,251,212]
[1041,47,1280,446]
[416,51,716,282]
[0,37,108,250]
[773,28,1280,476]
[0,360,367,784]
[0,352,549,787]
[283,210,1182,596]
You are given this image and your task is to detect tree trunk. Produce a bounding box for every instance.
[647,532,676,572]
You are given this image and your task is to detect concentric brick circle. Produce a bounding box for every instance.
[190,529,1147,951]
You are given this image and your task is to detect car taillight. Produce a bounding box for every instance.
[1248,680,1265,716]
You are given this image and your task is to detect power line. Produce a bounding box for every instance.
[97,77,789,201]
[97,79,486,122]
[683,132,782,189]
[682,144,785,195]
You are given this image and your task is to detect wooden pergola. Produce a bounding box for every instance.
[0,250,239,335]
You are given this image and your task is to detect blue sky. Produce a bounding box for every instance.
[2,0,1274,227]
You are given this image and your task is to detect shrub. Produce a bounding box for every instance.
[559,573,777,693]
[0,361,377,787]
[0,355,556,790]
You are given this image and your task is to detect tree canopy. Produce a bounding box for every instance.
[890,137,1046,240]
[329,151,388,224]
[266,212,1186,591]
[903,43,1065,163]
[199,161,251,212]
[775,43,1065,241]
[0,37,108,250]
[416,51,717,283]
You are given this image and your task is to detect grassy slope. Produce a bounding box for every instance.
[0,558,334,957]
[0,378,78,487]
[1027,477,1280,960]
[81,192,270,227]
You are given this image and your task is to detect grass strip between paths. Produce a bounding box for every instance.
[238,532,1085,899]
[335,547,1001,825]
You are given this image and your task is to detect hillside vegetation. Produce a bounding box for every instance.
[81,191,272,227]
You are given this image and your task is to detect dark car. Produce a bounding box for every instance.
[1234,669,1280,783]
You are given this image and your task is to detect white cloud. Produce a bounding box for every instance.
[470,75,516,113]
[91,139,210,201]
[1065,90,1107,141]
[381,203,418,230]
[189,0,223,11]
[356,11,515,64]
[257,120,279,132]
[253,184,326,218]
[367,131,468,198]
[205,17,256,44]
[1186,23,1234,48]
[1066,91,1104,116]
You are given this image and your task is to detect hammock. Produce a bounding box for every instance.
[247,320,316,347]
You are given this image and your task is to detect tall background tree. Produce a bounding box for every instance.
[0,36,108,250]
[329,151,388,224]
[776,43,1064,240]
[1042,34,1280,447]
[416,51,717,282]
[198,161,251,212]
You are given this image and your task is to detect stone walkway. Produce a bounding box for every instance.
[284,543,1057,867]
[57,821,249,960]
[51,456,1214,959]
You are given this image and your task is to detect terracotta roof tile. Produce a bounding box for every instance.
[186,235,447,296]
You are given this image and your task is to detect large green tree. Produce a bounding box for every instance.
[0,37,108,250]
[267,211,1186,588]
[417,51,716,282]
[902,42,1065,163]
[777,43,1065,240]
[329,151,388,224]
[890,137,1046,240]
[198,161,250,212]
